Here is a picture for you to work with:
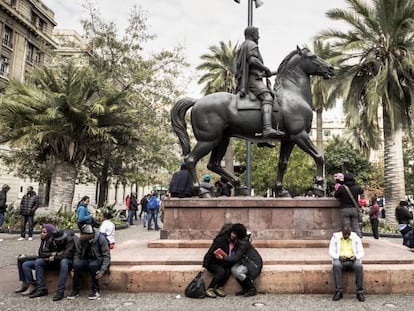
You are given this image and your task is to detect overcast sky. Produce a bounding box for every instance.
[42,0,349,105]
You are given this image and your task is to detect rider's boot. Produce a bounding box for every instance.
[262,102,285,138]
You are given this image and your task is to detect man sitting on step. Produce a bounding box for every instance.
[328,226,365,302]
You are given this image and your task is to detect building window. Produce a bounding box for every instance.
[0,56,10,77]
[324,130,331,137]
[26,42,34,63]
[2,25,13,48]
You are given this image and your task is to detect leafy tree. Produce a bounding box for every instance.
[196,40,238,174]
[233,140,315,196]
[0,63,137,209]
[317,0,414,220]
[324,136,375,195]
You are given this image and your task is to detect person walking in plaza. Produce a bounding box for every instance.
[128,192,138,225]
[29,229,76,300]
[169,162,193,198]
[18,186,39,241]
[202,224,234,298]
[329,226,365,302]
[334,173,364,237]
[76,196,93,229]
[139,194,149,227]
[15,224,56,296]
[369,195,380,239]
[100,212,116,249]
[0,184,10,236]
[68,224,111,300]
[147,192,160,231]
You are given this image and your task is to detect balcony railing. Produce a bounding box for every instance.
[2,38,13,49]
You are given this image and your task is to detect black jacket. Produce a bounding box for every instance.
[203,234,232,269]
[0,190,7,212]
[169,169,193,198]
[129,196,138,211]
[396,206,413,224]
[223,237,263,279]
[19,191,39,216]
[334,184,364,208]
[54,235,76,261]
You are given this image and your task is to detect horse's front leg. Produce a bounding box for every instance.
[275,141,295,197]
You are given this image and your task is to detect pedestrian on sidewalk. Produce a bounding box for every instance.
[68,224,110,301]
[0,184,10,236]
[15,224,56,296]
[369,195,380,239]
[147,192,160,231]
[329,226,365,302]
[128,192,138,226]
[139,194,149,227]
[18,186,39,241]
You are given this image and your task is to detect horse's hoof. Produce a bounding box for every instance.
[234,185,249,196]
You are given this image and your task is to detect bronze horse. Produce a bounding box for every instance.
[171,47,334,197]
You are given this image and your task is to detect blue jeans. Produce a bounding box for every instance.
[147,210,158,229]
[73,258,102,292]
[35,258,72,291]
[128,210,136,225]
[142,212,147,227]
[19,260,36,283]
[0,212,4,229]
[20,215,34,238]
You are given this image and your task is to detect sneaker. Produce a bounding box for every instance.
[21,283,38,296]
[214,287,226,297]
[53,291,64,301]
[87,290,101,300]
[29,288,48,298]
[17,237,25,241]
[67,290,80,300]
[28,237,33,241]
[205,288,217,298]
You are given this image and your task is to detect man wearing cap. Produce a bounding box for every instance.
[169,162,193,198]
[200,174,214,196]
[0,184,10,235]
[29,229,76,300]
[68,224,110,300]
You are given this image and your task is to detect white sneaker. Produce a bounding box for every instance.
[0,239,3,242]
[87,290,101,300]
[17,237,25,241]
[28,237,33,241]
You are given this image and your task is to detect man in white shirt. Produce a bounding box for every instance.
[328,226,365,302]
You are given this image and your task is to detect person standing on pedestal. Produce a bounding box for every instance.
[329,226,365,302]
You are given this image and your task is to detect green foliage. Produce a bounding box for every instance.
[324,136,374,195]
[233,140,315,196]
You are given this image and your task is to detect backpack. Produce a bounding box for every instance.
[147,196,160,210]
[97,232,111,251]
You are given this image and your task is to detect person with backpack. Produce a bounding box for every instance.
[147,191,160,231]
[67,224,110,301]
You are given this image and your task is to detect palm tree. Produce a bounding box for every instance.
[310,40,339,155]
[196,41,239,174]
[317,0,414,221]
[0,63,137,210]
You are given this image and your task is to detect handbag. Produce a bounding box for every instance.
[343,185,362,223]
[184,271,206,299]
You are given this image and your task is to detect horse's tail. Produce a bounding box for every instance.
[171,97,196,156]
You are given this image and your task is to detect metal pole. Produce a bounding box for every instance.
[246,0,253,194]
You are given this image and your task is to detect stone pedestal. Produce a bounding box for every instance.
[161,197,341,240]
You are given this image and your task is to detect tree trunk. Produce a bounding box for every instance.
[97,156,110,208]
[48,159,77,211]
[383,112,405,223]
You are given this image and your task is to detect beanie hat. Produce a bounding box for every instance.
[180,162,186,169]
[80,224,94,234]
[203,174,211,182]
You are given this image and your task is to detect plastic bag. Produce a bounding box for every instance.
[184,271,206,298]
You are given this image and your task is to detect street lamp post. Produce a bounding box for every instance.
[234,0,264,195]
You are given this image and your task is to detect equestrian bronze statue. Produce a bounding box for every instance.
[171,46,334,198]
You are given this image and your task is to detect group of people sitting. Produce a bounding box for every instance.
[15,196,114,301]
[202,223,263,298]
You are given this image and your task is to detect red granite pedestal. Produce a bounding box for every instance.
[161,197,341,240]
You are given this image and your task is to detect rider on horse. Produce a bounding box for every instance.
[235,26,285,139]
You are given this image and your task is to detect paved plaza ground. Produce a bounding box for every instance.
[1,220,414,311]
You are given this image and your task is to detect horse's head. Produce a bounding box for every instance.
[296,46,335,79]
